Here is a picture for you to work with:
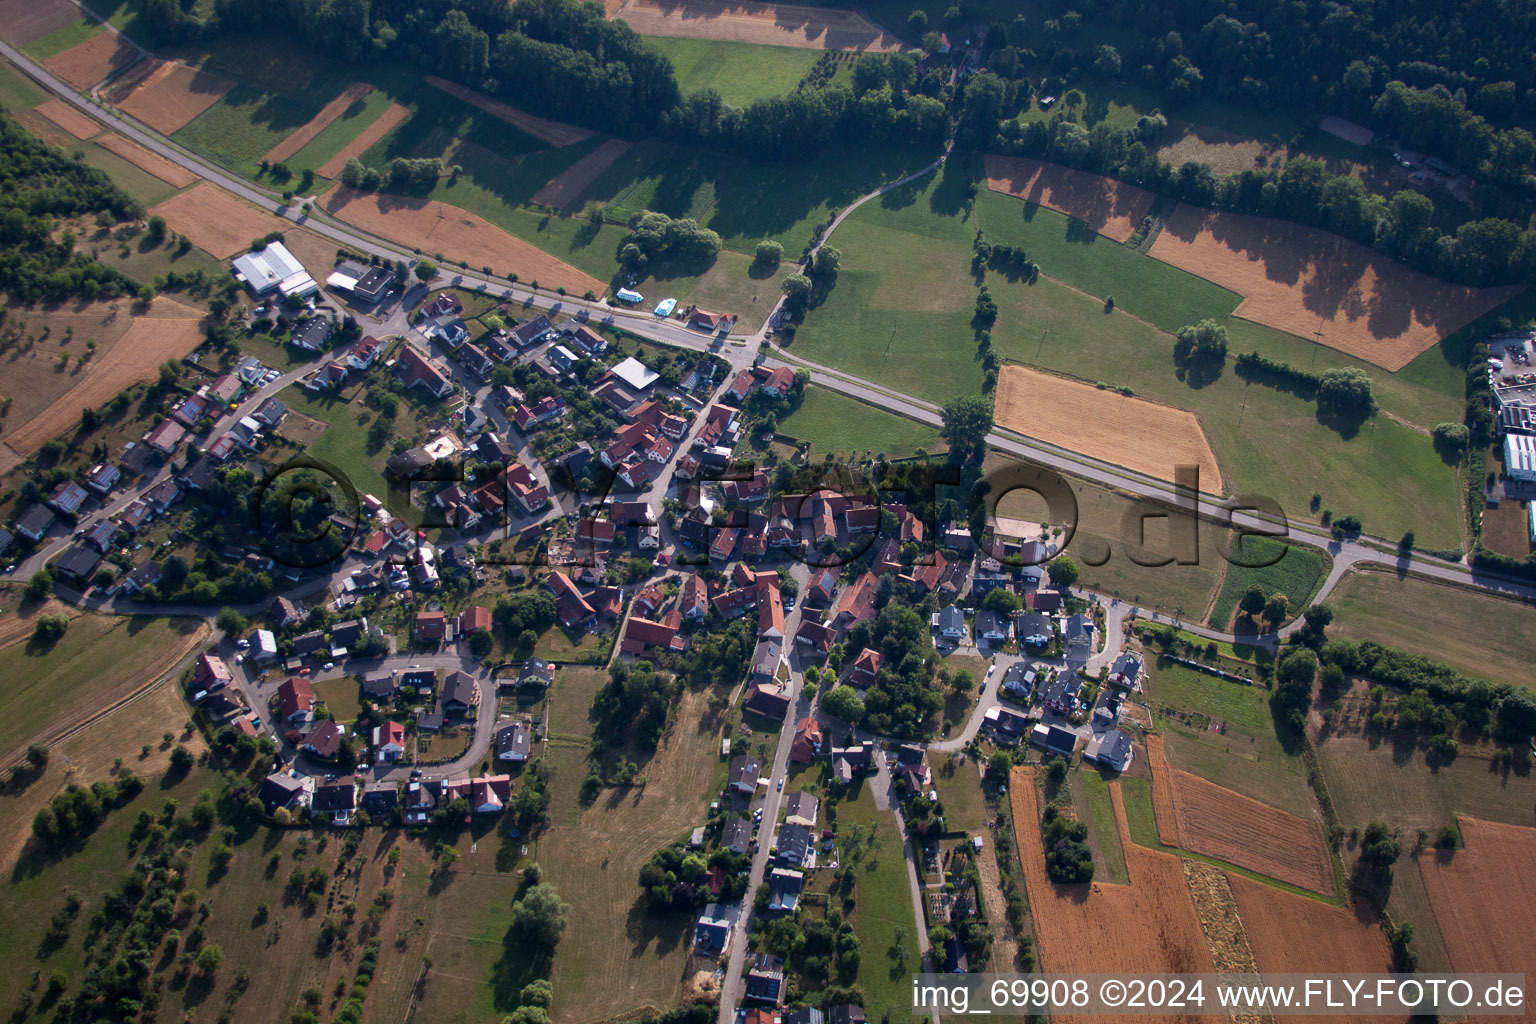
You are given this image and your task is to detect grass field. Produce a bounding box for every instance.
[22,15,104,60]
[0,612,207,766]
[1328,570,1536,691]
[1206,535,1327,629]
[0,58,49,109]
[838,781,921,1023]
[312,676,361,725]
[932,753,987,834]
[643,36,821,107]
[778,385,941,459]
[1074,767,1129,883]
[1147,662,1271,733]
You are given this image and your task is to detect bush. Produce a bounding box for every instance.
[1316,368,1376,413]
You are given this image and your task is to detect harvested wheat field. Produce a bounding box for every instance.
[984,155,1155,242]
[424,76,592,148]
[1228,872,1401,1024]
[0,0,77,44]
[603,0,903,51]
[1010,767,1215,1024]
[34,98,100,139]
[1420,816,1536,1006]
[995,364,1223,490]
[42,30,137,90]
[96,132,198,187]
[1170,768,1333,894]
[151,183,289,259]
[106,59,233,134]
[262,81,372,164]
[530,138,632,209]
[316,102,410,178]
[1150,206,1523,371]
[1145,734,1183,845]
[322,187,605,296]
[0,298,204,466]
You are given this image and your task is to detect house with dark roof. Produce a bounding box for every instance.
[974,610,1009,644]
[722,816,752,855]
[694,902,739,956]
[1085,728,1134,772]
[829,741,874,784]
[1041,669,1083,715]
[496,719,533,762]
[518,658,554,688]
[783,792,818,828]
[933,605,965,640]
[744,682,791,720]
[1107,650,1144,689]
[15,503,56,542]
[53,544,102,582]
[775,823,811,866]
[728,755,761,795]
[1000,662,1036,703]
[313,780,357,824]
[1016,611,1054,647]
[1030,723,1078,759]
[440,670,481,715]
[258,771,313,815]
[745,952,784,1005]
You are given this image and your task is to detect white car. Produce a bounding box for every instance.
[323,662,335,671]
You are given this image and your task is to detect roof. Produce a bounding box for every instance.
[441,670,480,708]
[304,719,345,758]
[313,780,356,812]
[232,241,305,292]
[607,356,659,391]
[54,544,102,579]
[1086,728,1134,770]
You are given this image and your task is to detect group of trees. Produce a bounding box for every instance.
[839,603,944,737]
[338,156,442,194]
[637,841,750,912]
[31,773,143,848]
[1039,802,1093,883]
[592,660,682,752]
[617,212,722,270]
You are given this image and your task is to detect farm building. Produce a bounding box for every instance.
[231,241,317,299]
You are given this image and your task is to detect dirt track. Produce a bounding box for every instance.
[530,139,631,209]
[321,187,606,296]
[97,132,198,186]
[994,364,1224,491]
[34,98,100,139]
[263,82,372,164]
[317,102,410,179]
[151,182,290,259]
[1149,206,1523,370]
[424,76,593,148]
[106,59,233,134]
[984,155,1155,242]
[603,0,904,51]
[42,30,137,89]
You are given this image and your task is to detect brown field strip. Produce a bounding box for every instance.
[262,81,372,164]
[1169,769,1333,894]
[994,364,1224,490]
[1228,872,1402,1024]
[0,0,77,44]
[423,76,592,148]
[151,183,289,259]
[34,98,100,139]
[316,102,409,179]
[984,155,1155,243]
[96,132,198,186]
[106,59,233,134]
[530,138,632,209]
[1149,206,1523,371]
[321,187,606,296]
[1145,734,1182,846]
[1010,767,1215,1024]
[42,30,137,90]
[1,298,205,462]
[602,0,904,51]
[1419,816,1536,1018]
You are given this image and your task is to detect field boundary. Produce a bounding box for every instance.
[262,81,372,164]
[984,154,1155,243]
[316,101,409,179]
[422,75,593,148]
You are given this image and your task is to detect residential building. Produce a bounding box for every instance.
[1030,723,1078,759]
[728,755,761,795]
[373,721,407,762]
[783,792,819,828]
[1085,728,1134,772]
[496,719,533,762]
[313,780,357,825]
[789,718,822,764]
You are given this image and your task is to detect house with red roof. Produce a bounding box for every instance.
[373,720,407,762]
[850,648,883,688]
[546,570,596,629]
[397,345,452,398]
[829,572,878,632]
[758,583,784,639]
[276,677,315,725]
[416,610,447,641]
[789,718,823,764]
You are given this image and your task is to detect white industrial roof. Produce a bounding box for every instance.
[326,269,361,290]
[231,241,306,293]
[609,356,659,391]
[1505,433,1536,477]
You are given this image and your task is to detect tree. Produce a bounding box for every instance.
[33,613,68,642]
[988,749,1013,779]
[940,396,993,465]
[520,979,554,1008]
[1316,368,1376,414]
[1359,822,1401,868]
[415,261,438,282]
[810,245,841,277]
[144,215,167,246]
[780,273,812,310]
[195,943,224,977]
[822,685,865,725]
[754,240,783,266]
[1432,421,1469,457]
[1173,318,1229,368]
[1046,756,1069,785]
[981,587,1022,614]
[1047,555,1079,588]
[1239,583,1266,617]
[25,571,53,602]
[510,883,571,948]
[169,745,194,775]
[215,607,248,634]
[468,628,495,658]
[950,669,975,693]
[1261,592,1288,628]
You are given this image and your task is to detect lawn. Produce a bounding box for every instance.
[643,36,822,107]
[0,58,49,109]
[838,781,921,1023]
[932,753,987,834]
[532,624,606,663]
[1074,767,1129,883]
[778,385,941,459]
[1146,661,1273,733]
[1207,534,1327,629]
[0,612,208,765]
[280,85,401,177]
[1328,571,1536,691]
[312,676,362,725]
[1117,775,1173,853]
[22,15,105,60]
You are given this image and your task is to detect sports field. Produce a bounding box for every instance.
[603,0,905,51]
[777,385,940,458]
[1327,571,1536,691]
[643,35,822,106]
[994,364,1224,490]
[151,182,290,259]
[984,155,1155,242]
[1149,206,1524,371]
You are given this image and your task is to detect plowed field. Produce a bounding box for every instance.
[1420,816,1536,1021]
[423,76,592,148]
[42,30,136,89]
[106,59,233,134]
[1149,206,1523,370]
[994,364,1224,490]
[96,133,198,186]
[262,81,372,164]
[321,187,605,296]
[316,102,409,179]
[602,0,904,51]
[1010,767,1215,1024]
[0,0,77,44]
[151,183,289,259]
[34,98,100,139]
[984,155,1156,242]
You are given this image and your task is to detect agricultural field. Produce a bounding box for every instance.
[836,780,922,1024]
[0,606,208,767]
[1071,767,1129,884]
[0,0,81,48]
[1207,535,1327,630]
[643,36,822,106]
[151,183,290,259]
[96,132,199,186]
[778,385,940,460]
[105,58,235,134]
[1418,817,1536,984]
[602,0,906,52]
[33,98,100,138]
[41,29,136,89]
[1327,570,1536,691]
[983,155,1155,242]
